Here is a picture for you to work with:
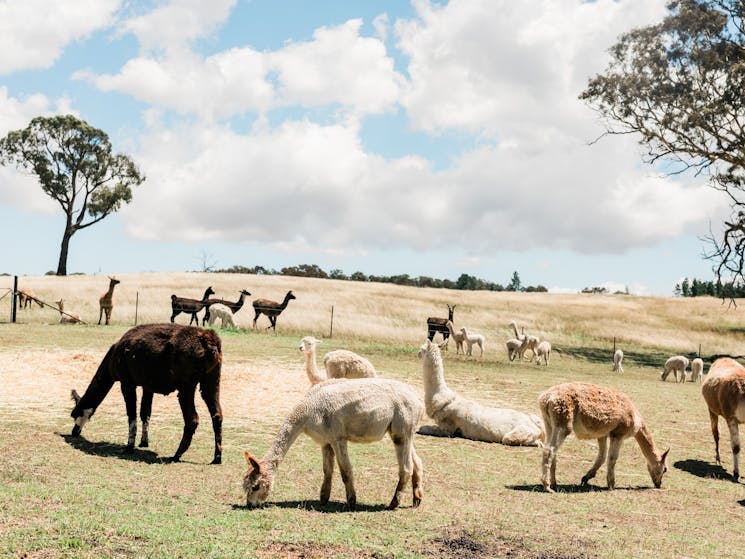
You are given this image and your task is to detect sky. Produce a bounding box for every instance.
[0,0,730,296]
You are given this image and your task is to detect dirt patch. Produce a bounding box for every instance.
[256,541,379,559]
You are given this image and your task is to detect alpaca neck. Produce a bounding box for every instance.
[511,322,520,339]
[262,413,306,473]
[634,423,661,465]
[280,294,292,309]
[304,346,327,385]
[75,350,117,414]
[234,293,247,311]
[422,348,450,405]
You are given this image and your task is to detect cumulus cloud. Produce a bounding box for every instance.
[0,0,120,75]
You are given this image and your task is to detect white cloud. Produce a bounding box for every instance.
[0,0,120,75]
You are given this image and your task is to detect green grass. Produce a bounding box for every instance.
[3,280,745,558]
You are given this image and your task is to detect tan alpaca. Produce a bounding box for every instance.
[661,355,689,383]
[701,357,745,480]
[612,349,624,373]
[98,276,120,325]
[417,340,544,446]
[505,338,521,362]
[539,382,669,492]
[534,340,551,366]
[242,378,424,510]
[55,299,81,324]
[299,336,376,385]
[459,327,485,357]
[690,358,704,383]
[445,321,465,354]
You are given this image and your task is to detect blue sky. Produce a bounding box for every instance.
[0,0,727,295]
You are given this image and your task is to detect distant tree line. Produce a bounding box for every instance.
[674,277,745,298]
[214,264,548,293]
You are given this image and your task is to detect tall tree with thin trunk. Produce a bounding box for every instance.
[580,0,745,286]
[0,114,144,275]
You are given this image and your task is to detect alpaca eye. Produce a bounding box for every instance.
[252,483,261,492]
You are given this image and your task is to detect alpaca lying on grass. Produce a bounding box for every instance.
[416,339,544,446]
[242,378,424,510]
[299,336,376,385]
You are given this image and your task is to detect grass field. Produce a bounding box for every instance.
[2,272,745,558]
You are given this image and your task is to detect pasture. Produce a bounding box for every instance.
[1,272,745,558]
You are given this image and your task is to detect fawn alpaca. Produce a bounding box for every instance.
[539,382,669,492]
[98,276,120,325]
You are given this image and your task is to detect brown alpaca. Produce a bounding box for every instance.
[701,357,745,480]
[426,304,455,344]
[98,276,120,325]
[17,288,43,309]
[252,290,296,332]
[538,382,669,492]
[55,299,82,324]
[171,286,215,325]
[70,323,223,464]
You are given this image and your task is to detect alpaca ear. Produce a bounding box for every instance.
[661,448,670,463]
[243,451,262,472]
[71,389,81,404]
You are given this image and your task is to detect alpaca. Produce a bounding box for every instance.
[252,290,296,332]
[506,338,521,362]
[690,357,704,383]
[299,336,376,385]
[417,339,544,446]
[202,289,251,326]
[98,276,120,325]
[17,288,42,309]
[518,335,540,360]
[534,340,552,366]
[538,382,669,492]
[426,304,456,343]
[207,303,238,329]
[242,377,424,510]
[612,349,624,373]
[661,355,689,383]
[170,286,215,325]
[508,320,525,342]
[701,357,745,480]
[70,323,223,464]
[459,327,485,357]
[55,299,81,324]
[445,321,465,355]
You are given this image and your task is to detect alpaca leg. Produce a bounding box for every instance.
[172,390,199,462]
[120,383,138,453]
[541,424,568,492]
[581,436,608,486]
[269,316,277,331]
[605,436,623,489]
[389,437,414,510]
[199,378,223,465]
[331,439,356,510]
[139,390,153,447]
[98,307,103,325]
[410,447,423,508]
[252,311,260,329]
[726,418,740,481]
[105,308,112,325]
[709,410,721,465]
[320,444,335,505]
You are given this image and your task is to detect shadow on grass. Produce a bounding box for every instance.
[60,433,163,464]
[231,500,389,513]
[674,459,734,481]
[508,483,656,493]
[562,346,673,368]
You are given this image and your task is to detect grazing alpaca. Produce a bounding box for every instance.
[534,340,552,366]
[252,290,296,332]
[459,327,485,357]
[98,276,120,325]
[242,378,424,510]
[55,299,81,324]
[690,357,704,383]
[170,286,215,325]
[17,288,43,309]
[202,289,251,326]
[612,349,624,373]
[207,303,238,329]
[445,321,465,355]
[299,336,376,385]
[426,304,456,343]
[701,357,745,480]
[506,338,521,362]
[70,323,223,464]
[538,382,669,492]
[417,339,544,446]
[661,355,689,383]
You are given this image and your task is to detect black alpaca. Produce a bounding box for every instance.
[252,290,296,332]
[170,286,215,325]
[202,288,251,326]
[427,304,456,343]
[70,323,224,464]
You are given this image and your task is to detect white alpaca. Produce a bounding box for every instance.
[518,335,540,360]
[539,382,669,492]
[445,321,465,355]
[534,340,552,366]
[299,336,377,385]
[690,358,704,383]
[207,303,238,329]
[509,320,525,342]
[55,299,81,324]
[661,355,689,383]
[612,349,624,373]
[242,378,424,510]
[506,339,521,362]
[417,339,544,446]
[459,327,485,357]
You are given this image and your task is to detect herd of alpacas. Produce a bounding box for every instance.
[16,282,744,509]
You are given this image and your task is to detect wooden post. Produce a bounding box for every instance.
[135,291,139,326]
[699,343,701,358]
[329,305,334,338]
[613,337,616,354]
[11,275,18,324]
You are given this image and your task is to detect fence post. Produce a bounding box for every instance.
[135,291,139,326]
[11,275,17,323]
[329,305,334,338]
[613,336,616,354]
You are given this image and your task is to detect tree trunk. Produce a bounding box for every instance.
[56,226,74,276]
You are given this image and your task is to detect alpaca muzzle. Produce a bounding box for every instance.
[71,424,82,437]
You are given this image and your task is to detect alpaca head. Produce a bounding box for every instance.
[108,276,120,287]
[647,448,670,488]
[417,339,443,360]
[299,336,321,353]
[242,451,274,507]
[240,289,251,297]
[70,389,94,436]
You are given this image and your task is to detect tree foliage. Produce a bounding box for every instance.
[0,114,144,275]
[580,0,745,284]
